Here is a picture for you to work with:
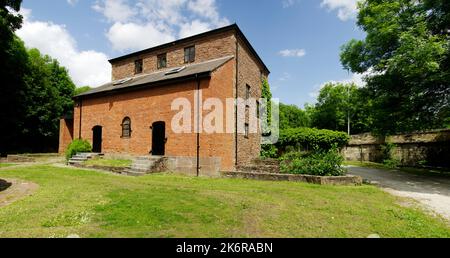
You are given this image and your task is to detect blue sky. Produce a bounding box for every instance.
[18,0,365,108]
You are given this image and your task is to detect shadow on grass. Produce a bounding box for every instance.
[0,179,12,192]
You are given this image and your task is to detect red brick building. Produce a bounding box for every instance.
[59,24,269,172]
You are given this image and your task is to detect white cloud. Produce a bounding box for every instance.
[67,0,79,6]
[17,8,111,87]
[93,0,230,52]
[282,0,296,8]
[279,49,306,58]
[107,22,175,51]
[279,72,291,81]
[187,0,229,26]
[92,0,136,23]
[320,0,358,21]
[179,20,211,38]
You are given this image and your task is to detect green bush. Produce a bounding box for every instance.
[383,159,400,169]
[260,144,278,159]
[380,142,400,168]
[280,147,345,176]
[65,139,92,160]
[277,128,349,152]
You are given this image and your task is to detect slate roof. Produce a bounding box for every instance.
[74,55,234,99]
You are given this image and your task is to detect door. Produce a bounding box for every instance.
[152,121,165,156]
[92,126,102,153]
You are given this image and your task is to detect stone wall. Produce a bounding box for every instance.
[342,129,450,167]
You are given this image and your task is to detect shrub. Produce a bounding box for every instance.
[383,159,400,169]
[280,147,345,176]
[260,144,278,159]
[380,142,400,169]
[277,128,349,153]
[65,139,92,160]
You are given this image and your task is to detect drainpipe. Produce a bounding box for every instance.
[196,74,200,177]
[235,37,239,167]
[78,98,83,139]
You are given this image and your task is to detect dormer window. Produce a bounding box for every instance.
[157,53,167,69]
[134,59,143,74]
[184,46,195,63]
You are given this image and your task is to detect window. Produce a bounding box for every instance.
[256,100,260,119]
[244,123,249,138]
[121,117,132,138]
[157,53,167,69]
[184,46,195,63]
[134,59,143,74]
[246,84,251,99]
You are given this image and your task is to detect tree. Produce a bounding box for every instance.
[279,103,311,130]
[340,0,450,134]
[310,82,371,134]
[0,0,22,43]
[74,86,91,96]
[0,1,26,155]
[21,48,75,152]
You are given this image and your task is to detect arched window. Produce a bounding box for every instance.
[121,117,131,138]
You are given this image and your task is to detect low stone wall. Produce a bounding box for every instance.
[72,163,127,174]
[166,156,222,177]
[6,155,35,163]
[342,129,450,167]
[221,171,363,186]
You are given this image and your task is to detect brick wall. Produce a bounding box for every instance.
[235,37,268,166]
[73,59,236,171]
[69,29,269,171]
[111,31,236,81]
[58,118,74,154]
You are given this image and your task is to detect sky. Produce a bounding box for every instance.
[17,0,365,108]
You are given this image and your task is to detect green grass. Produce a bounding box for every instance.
[0,163,16,168]
[83,157,132,168]
[0,165,448,238]
[344,161,450,178]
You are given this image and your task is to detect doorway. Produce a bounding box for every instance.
[92,126,102,153]
[152,121,166,156]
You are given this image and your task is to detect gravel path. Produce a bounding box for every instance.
[347,166,450,221]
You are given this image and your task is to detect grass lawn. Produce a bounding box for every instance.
[0,163,16,168]
[0,165,448,238]
[83,157,132,168]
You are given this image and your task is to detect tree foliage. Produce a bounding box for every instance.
[21,48,76,152]
[0,0,77,154]
[310,82,372,134]
[278,127,350,152]
[74,86,92,96]
[340,0,450,134]
[0,1,27,155]
[279,103,311,129]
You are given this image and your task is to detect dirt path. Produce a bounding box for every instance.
[347,166,450,222]
[0,178,39,208]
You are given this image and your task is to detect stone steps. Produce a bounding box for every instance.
[124,156,167,176]
[68,153,102,165]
